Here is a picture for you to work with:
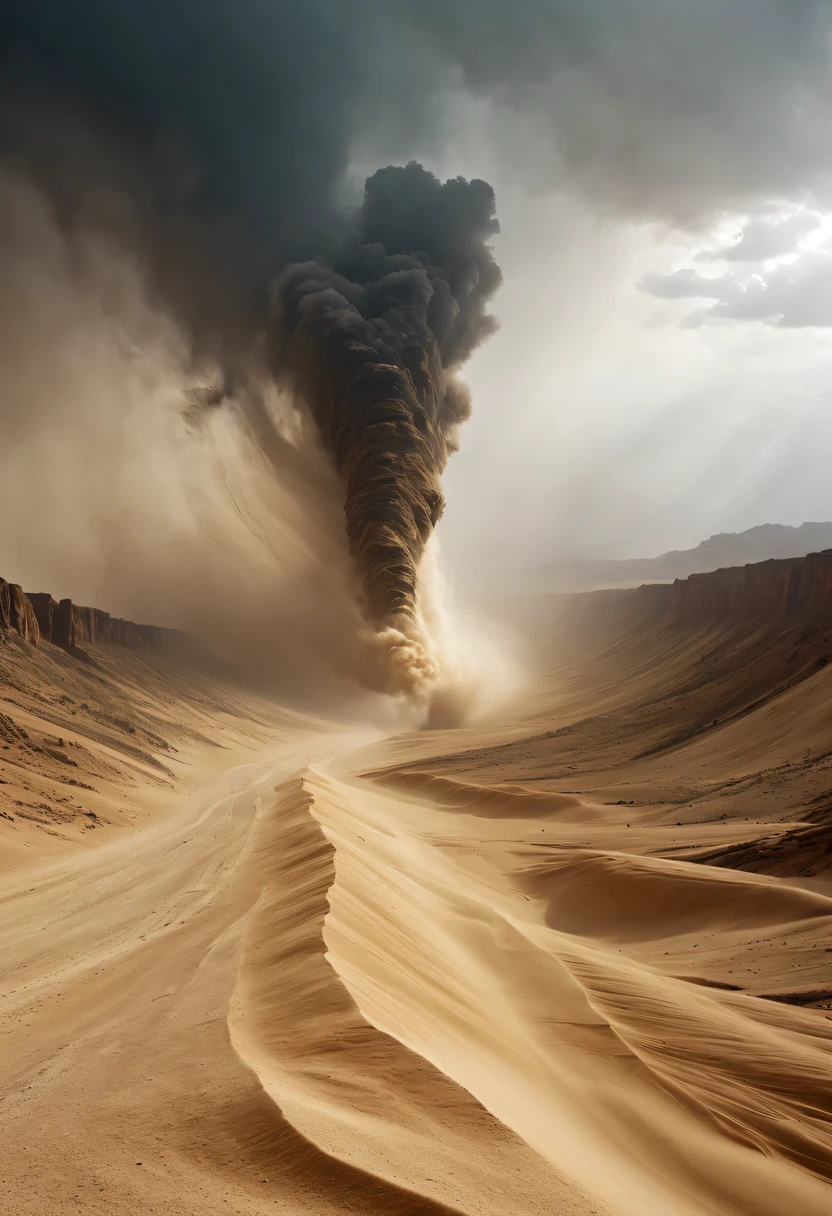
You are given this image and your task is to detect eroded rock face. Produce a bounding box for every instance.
[3,580,171,653]
[49,599,166,652]
[28,593,59,642]
[670,552,832,621]
[0,582,40,643]
[556,551,832,637]
[51,598,78,651]
[799,550,832,615]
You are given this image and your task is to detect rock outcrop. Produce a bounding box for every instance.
[2,580,173,654]
[563,550,832,635]
[27,593,58,643]
[0,580,40,643]
[670,550,832,620]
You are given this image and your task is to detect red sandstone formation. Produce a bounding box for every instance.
[2,581,171,653]
[0,579,10,634]
[0,579,39,643]
[28,593,58,643]
[47,600,166,650]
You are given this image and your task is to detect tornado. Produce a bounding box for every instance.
[0,3,502,701]
[271,163,501,637]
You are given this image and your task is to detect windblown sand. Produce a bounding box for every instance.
[1,609,831,1214]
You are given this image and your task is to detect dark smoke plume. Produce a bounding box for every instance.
[4,1,826,707]
[0,3,503,698]
[271,163,501,627]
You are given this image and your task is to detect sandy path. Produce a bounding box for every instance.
[0,720,598,1216]
[0,724,398,1211]
[0,733,346,1214]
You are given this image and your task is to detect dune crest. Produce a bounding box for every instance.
[229,773,599,1215]
[268,765,831,1216]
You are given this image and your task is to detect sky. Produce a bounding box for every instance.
[441,189,832,581]
[4,0,832,614]
[422,167,832,584]
[343,2,832,582]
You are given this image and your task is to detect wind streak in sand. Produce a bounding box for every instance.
[0,639,595,1215]
[5,607,832,1214]
[229,774,602,1216]
[232,760,832,1216]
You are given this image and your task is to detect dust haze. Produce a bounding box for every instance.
[5,1,832,716]
[0,8,509,719]
[0,160,365,701]
[0,150,506,716]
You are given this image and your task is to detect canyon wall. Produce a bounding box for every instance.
[530,522,832,595]
[6,550,832,659]
[559,550,832,636]
[675,549,832,619]
[2,580,174,654]
[0,581,39,643]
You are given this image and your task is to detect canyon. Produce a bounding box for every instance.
[1,580,176,653]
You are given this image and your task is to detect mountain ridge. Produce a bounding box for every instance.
[531,521,832,593]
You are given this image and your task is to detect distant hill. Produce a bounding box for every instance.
[529,522,832,593]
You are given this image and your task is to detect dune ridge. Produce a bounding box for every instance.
[244,764,831,1216]
[229,772,602,1216]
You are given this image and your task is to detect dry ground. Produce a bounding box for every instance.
[1,608,830,1214]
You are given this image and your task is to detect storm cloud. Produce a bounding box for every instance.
[5,3,832,248]
[393,0,832,221]
[695,214,823,264]
[2,1,832,700]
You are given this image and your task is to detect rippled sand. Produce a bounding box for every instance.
[1,609,831,1213]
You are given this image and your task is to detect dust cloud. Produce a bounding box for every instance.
[0,3,514,720]
[0,122,504,720]
[268,162,501,700]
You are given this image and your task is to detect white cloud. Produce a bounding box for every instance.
[640,245,832,327]
[440,184,832,577]
[696,212,822,263]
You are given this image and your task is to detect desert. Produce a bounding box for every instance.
[2,553,832,1213]
[3,4,832,1213]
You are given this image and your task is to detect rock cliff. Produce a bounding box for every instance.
[0,580,40,643]
[565,550,832,633]
[670,550,832,619]
[2,582,173,654]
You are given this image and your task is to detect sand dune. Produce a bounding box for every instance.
[230,774,594,1215]
[291,765,831,1215]
[2,603,832,1213]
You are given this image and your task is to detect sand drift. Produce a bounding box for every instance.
[232,763,832,1216]
[2,601,832,1213]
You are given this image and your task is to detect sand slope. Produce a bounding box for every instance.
[0,637,599,1215]
[2,608,832,1213]
[308,763,831,1214]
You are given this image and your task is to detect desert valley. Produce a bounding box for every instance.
[4,3,832,1212]
[2,547,831,1214]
